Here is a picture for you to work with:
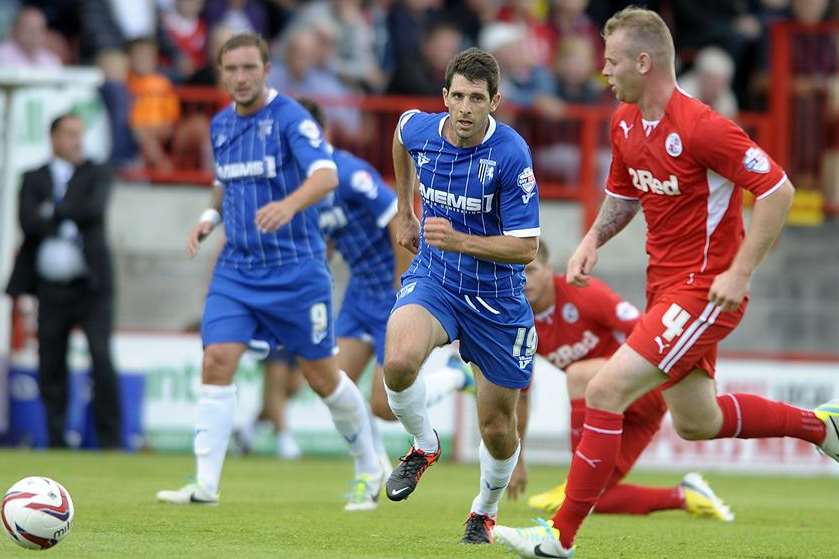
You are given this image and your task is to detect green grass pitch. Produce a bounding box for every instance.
[0,450,834,558]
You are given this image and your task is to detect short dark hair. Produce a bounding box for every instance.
[296,97,326,129]
[217,33,270,66]
[50,113,80,135]
[445,47,500,99]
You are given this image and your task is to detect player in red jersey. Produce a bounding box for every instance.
[510,241,732,520]
[496,7,839,558]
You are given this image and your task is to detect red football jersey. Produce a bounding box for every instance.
[535,275,639,369]
[605,88,787,295]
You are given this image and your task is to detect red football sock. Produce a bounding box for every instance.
[552,407,623,549]
[594,484,683,515]
[569,398,585,452]
[715,393,825,444]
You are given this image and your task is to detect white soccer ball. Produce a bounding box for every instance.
[2,477,74,550]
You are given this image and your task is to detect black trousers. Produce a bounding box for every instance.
[36,280,122,449]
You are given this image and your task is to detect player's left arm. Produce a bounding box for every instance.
[255,109,338,233]
[710,179,794,311]
[693,113,795,311]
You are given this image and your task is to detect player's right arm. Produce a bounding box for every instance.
[392,111,421,254]
[567,115,640,286]
[186,181,224,258]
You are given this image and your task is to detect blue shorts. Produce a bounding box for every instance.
[391,275,536,389]
[335,285,395,365]
[202,259,336,361]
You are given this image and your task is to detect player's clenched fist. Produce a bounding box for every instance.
[566,239,598,287]
[255,200,296,233]
[186,221,215,258]
[424,217,464,253]
[394,212,421,254]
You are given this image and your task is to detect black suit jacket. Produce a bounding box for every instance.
[6,160,114,297]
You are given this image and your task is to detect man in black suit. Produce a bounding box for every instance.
[6,113,121,449]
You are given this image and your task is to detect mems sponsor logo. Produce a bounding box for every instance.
[419,182,494,213]
[216,156,277,180]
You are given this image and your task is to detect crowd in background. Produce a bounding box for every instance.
[0,0,836,175]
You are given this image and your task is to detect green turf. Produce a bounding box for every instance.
[0,450,833,558]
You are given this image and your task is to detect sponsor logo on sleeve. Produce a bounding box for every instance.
[743,147,770,173]
[518,167,537,204]
[298,119,323,148]
[350,170,377,199]
[616,301,640,321]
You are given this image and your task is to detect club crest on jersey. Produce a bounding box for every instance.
[665,132,682,157]
[478,158,496,185]
[562,303,579,323]
[743,147,770,173]
[518,167,537,204]
[257,118,273,141]
[416,152,431,167]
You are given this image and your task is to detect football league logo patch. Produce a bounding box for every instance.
[743,147,770,173]
[298,119,323,148]
[665,132,682,157]
[517,167,537,204]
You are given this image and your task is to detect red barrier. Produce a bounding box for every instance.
[128,89,779,229]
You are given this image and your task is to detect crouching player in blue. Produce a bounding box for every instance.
[298,99,475,495]
[383,48,541,543]
[156,34,381,509]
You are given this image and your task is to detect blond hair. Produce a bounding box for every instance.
[603,6,675,71]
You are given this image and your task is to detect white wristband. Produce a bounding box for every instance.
[199,208,221,226]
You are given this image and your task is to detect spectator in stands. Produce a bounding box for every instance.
[552,33,603,104]
[679,46,738,118]
[202,0,269,37]
[480,22,564,118]
[548,0,603,63]
[160,0,209,82]
[186,24,235,86]
[6,113,122,450]
[536,32,610,186]
[386,0,444,89]
[80,0,182,66]
[268,26,362,138]
[387,20,463,95]
[97,48,140,170]
[443,0,500,47]
[127,37,181,172]
[496,0,554,66]
[671,0,762,103]
[0,6,61,68]
[290,0,386,92]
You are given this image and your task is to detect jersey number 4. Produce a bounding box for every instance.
[654,303,690,354]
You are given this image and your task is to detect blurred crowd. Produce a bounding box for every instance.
[0,0,836,175]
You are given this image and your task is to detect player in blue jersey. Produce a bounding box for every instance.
[382,48,541,544]
[156,34,382,510]
[297,99,476,481]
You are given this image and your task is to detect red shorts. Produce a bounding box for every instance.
[627,286,747,387]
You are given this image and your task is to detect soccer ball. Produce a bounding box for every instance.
[2,477,74,550]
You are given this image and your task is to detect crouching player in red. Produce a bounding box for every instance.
[511,241,732,521]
